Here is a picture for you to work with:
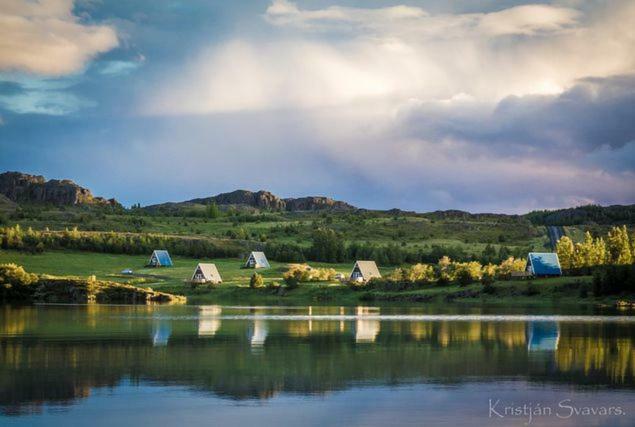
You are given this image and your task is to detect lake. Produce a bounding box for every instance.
[0,304,633,426]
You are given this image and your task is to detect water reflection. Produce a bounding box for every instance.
[0,304,633,417]
[527,321,559,352]
[198,305,222,337]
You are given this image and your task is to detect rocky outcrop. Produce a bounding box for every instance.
[0,172,118,207]
[283,196,355,212]
[191,190,286,210]
[180,190,357,212]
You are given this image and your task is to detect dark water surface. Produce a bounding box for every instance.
[1,304,633,426]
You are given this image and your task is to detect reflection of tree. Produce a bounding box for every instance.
[556,323,634,384]
[1,306,633,415]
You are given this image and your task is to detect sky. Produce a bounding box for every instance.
[0,0,634,213]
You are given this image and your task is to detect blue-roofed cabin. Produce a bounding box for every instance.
[148,250,173,267]
[526,252,562,277]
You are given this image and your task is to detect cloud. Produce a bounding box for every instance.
[398,75,635,155]
[265,1,580,36]
[0,0,118,76]
[98,58,143,76]
[145,1,635,115]
[133,1,635,211]
[0,74,94,115]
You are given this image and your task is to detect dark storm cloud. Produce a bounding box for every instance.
[399,75,635,165]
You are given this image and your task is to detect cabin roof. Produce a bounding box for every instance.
[192,263,222,282]
[527,252,562,276]
[351,260,381,279]
[151,250,173,266]
[247,251,270,268]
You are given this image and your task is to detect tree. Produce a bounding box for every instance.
[498,257,526,279]
[309,227,345,263]
[454,261,482,286]
[607,226,632,265]
[436,256,455,284]
[556,236,575,269]
[207,202,221,219]
[406,263,435,282]
[481,263,497,285]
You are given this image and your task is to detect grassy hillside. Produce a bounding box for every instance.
[4,204,550,260]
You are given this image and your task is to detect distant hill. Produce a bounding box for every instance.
[0,172,119,207]
[144,189,356,213]
[1,171,633,225]
[524,204,635,225]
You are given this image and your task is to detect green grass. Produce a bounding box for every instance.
[0,249,626,307]
[0,249,356,289]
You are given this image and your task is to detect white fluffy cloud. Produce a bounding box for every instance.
[265,0,580,36]
[145,1,635,114]
[0,0,118,76]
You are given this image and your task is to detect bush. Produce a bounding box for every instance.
[283,264,337,283]
[0,263,39,300]
[249,273,264,289]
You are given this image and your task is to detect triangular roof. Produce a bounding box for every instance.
[150,250,173,266]
[350,261,381,280]
[191,263,222,282]
[246,251,270,268]
[527,252,561,276]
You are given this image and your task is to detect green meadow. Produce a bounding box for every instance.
[0,249,357,288]
[0,249,604,307]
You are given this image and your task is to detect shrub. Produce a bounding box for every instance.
[283,264,337,283]
[249,273,264,289]
[0,263,39,300]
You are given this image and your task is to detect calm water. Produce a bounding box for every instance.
[1,304,634,426]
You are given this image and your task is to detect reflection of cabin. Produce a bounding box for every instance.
[354,307,380,343]
[526,252,562,276]
[152,321,172,346]
[198,306,222,337]
[148,250,173,267]
[349,261,381,282]
[244,251,270,269]
[249,319,268,348]
[190,263,222,284]
[526,321,560,351]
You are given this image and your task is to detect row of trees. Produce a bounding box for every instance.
[0,225,244,259]
[556,226,634,270]
[307,227,527,266]
[0,224,531,267]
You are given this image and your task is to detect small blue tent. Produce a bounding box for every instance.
[526,252,562,276]
[148,250,173,267]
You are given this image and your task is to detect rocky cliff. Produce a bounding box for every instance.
[0,172,119,207]
[283,196,355,212]
[149,190,356,212]
[190,190,287,210]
